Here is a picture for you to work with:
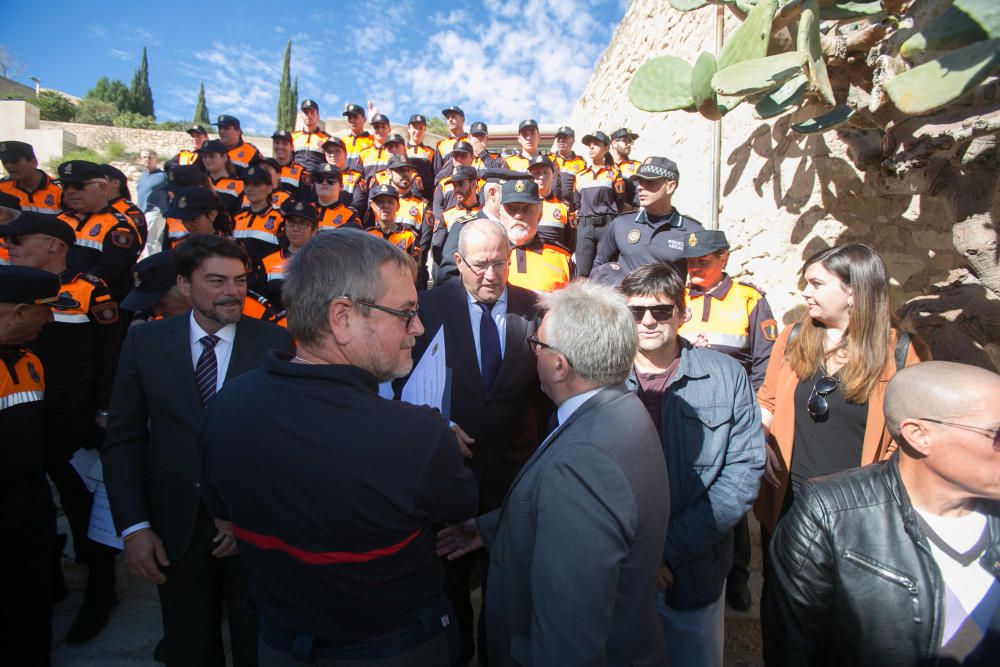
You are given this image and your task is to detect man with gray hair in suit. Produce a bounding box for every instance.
[438,279,669,666]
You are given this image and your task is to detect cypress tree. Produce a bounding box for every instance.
[276,41,293,132]
[193,82,210,125]
[292,76,299,123]
[129,47,155,117]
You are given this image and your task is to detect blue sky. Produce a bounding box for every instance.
[2,0,628,135]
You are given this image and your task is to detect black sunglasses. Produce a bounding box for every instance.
[807,375,840,420]
[315,177,340,185]
[627,304,676,322]
[356,299,419,329]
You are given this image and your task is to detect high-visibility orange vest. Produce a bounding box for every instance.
[0,171,62,214]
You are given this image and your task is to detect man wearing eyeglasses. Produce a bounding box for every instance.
[407,217,552,664]
[619,262,765,667]
[198,229,477,665]
[767,361,1000,666]
[56,160,143,300]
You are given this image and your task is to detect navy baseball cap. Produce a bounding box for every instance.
[165,187,220,222]
[631,156,679,181]
[684,230,730,258]
[369,183,400,201]
[441,105,464,117]
[555,126,575,137]
[272,131,293,143]
[527,154,554,171]
[312,164,343,182]
[187,125,208,136]
[611,128,639,141]
[387,155,414,171]
[241,165,271,184]
[518,119,539,132]
[300,99,319,111]
[0,265,77,308]
[280,199,318,223]
[166,165,209,190]
[199,139,229,155]
[121,251,177,313]
[470,121,488,136]
[322,136,346,151]
[451,166,478,183]
[385,133,406,146]
[581,131,611,147]
[214,114,241,128]
[501,179,541,205]
[57,160,105,185]
[342,103,365,116]
[370,113,390,125]
[408,114,427,125]
[0,212,76,247]
[0,141,35,161]
[452,140,474,154]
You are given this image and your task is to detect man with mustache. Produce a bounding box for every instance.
[498,179,571,294]
[102,235,293,667]
[199,229,477,665]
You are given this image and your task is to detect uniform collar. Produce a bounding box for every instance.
[515,234,545,252]
[635,207,680,228]
[688,274,733,300]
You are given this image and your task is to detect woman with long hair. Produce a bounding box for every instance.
[573,130,624,277]
[755,243,928,659]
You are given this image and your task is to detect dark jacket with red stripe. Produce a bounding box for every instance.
[198,355,478,643]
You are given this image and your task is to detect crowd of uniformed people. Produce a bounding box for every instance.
[2,96,997,667]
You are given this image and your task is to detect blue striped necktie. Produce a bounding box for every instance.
[195,334,221,404]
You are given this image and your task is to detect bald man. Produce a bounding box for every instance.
[765,361,1000,666]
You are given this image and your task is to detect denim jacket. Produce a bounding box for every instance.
[627,337,765,609]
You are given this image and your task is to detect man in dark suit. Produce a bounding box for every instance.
[102,235,294,667]
[409,217,552,663]
[438,280,670,666]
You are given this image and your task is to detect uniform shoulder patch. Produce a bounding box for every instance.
[454,212,479,224]
[90,301,120,325]
[79,272,105,287]
[760,319,778,342]
[110,228,135,248]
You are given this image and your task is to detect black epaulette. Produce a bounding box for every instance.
[78,272,106,287]
[453,212,480,225]
[541,239,572,255]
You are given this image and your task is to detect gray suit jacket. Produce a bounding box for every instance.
[102,313,294,559]
[478,385,670,667]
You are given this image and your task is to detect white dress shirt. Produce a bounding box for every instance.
[189,313,237,394]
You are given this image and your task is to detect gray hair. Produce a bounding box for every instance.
[283,229,415,345]
[457,218,508,256]
[540,280,637,386]
[140,148,157,157]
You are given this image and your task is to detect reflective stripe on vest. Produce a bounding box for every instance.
[0,390,44,411]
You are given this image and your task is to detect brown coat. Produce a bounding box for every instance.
[753,325,929,533]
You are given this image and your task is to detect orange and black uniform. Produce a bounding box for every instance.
[553,153,586,210]
[0,170,62,214]
[110,196,148,244]
[572,164,625,277]
[682,275,776,391]
[233,206,283,266]
[261,248,293,308]
[432,134,469,178]
[368,225,425,289]
[431,175,458,224]
[269,190,292,210]
[243,290,287,328]
[29,271,122,582]
[291,127,331,170]
[407,143,436,201]
[473,149,505,171]
[162,216,191,250]
[503,154,532,172]
[0,344,56,663]
[538,194,571,246]
[341,131,374,172]
[359,145,393,185]
[340,167,369,212]
[59,208,142,300]
[431,205,480,270]
[227,140,262,172]
[278,162,306,192]
[616,158,641,209]
[211,176,244,214]
[175,149,199,166]
[507,235,572,294]
[317,201,363,231]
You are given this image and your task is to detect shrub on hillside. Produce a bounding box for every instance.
[75,99,119,126]
[32,91,77,122]
[113,112,156,129]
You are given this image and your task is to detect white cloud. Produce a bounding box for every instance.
[87,25,109,40]
[109,48,132,61]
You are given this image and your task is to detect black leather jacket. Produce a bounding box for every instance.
[766,454,1000,666]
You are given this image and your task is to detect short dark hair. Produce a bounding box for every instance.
[173,234,250,279]
[618,262,686,312]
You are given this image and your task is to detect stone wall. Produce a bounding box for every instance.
[566,0,965,326]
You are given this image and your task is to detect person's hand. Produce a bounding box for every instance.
[451,424,475,459]
[658,564,674,591]
[94,411,108,430]
[211,518,238,558]
[691,333,711,349]
[436,519,483,560]
[764,440,782,489]
[124,529,169,584]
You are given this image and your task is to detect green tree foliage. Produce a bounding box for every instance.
[76,98,120,126]
[292,75,299,121]
[193,81,210,126]
[112,111,156,129]
[157,120,191,131]
[426,116,448,137]
[33,91,76,121]
[129,47,155,117]
[87,76,131,110]
[275,40,294,132]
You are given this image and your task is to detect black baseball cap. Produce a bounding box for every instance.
[0,192,21,221]
[589,262,627,288]
[370,113,390,125]
[166,165,208,190]
[187,125,208,136]
[57,160,105,185]
[0,212,76,246]
[214,114,240,128]
[165,187,220,221]
[0,265,77,308]
[452,140,474,154]
[387,155,414,171]
[369,183,400,201]
[501,179,541,205]
[385,133,406,146]
[518,119,539,132]
[441,105,464,118]
[451,166,478,183]
[280,199,318,223]
[408,114,427,125]
[0,141,35,161]
[98,164,128,191]
[199,139,229,155]
[581,131,611,147]
[630,156,679,181]
[312,163,342,182]
[527,154,554,171]
[684,230,730,258]
[322,136,346,151]
[342,103,365,117]
[611,128,639,141]
[272,130,293,143]
[300,99,319,111]
[121,251,177,313]
[480,167,529,184]
[555,126,575,137]
[241,165,271,184]
[470,121,488,136]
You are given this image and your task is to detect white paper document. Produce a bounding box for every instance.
[87,482,124,550]
[69,448,101,493]
[401,325,447,413]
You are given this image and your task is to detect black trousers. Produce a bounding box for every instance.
[157,506,258,667]
[574,215,612,277]
[0,472,56,667]
[442,551,489,665]
[46,457,119,567]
